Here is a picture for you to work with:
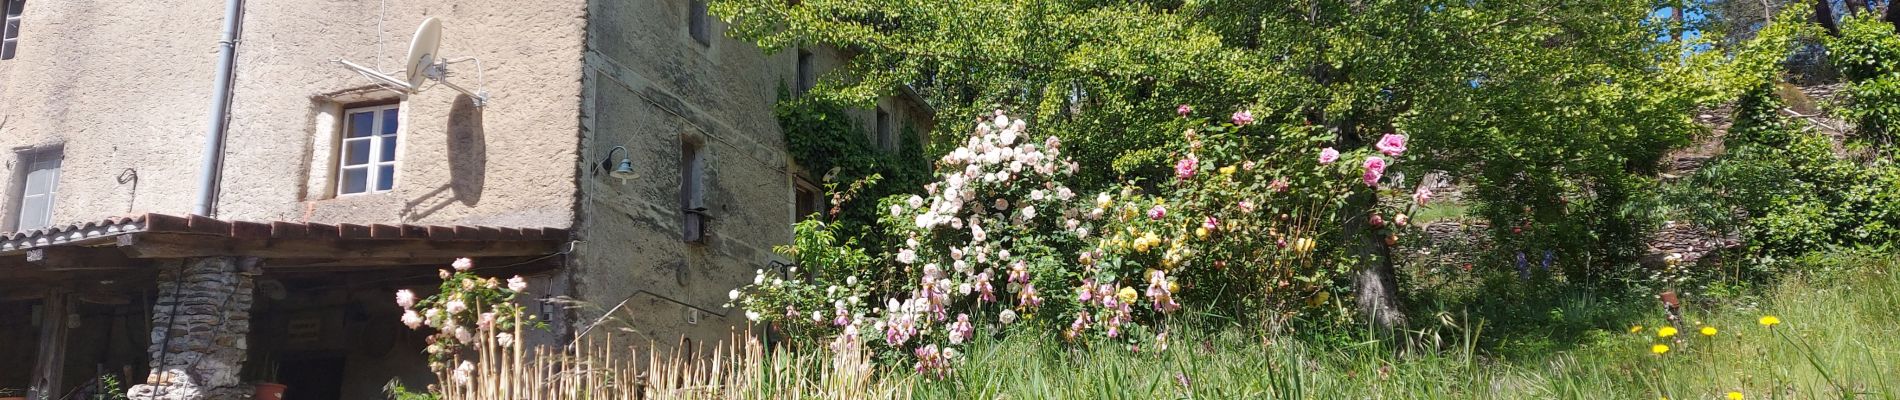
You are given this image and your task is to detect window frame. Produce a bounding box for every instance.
[793,177,821,222]
[335,104,403,196]
[681,139,708,243]
[796,49,815,96]
[875,107,894,152]
[8,147,60,231]
[3,0,25,60]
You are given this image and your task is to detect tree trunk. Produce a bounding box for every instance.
[1817,0,1843,36]
[1345,191,1407,330]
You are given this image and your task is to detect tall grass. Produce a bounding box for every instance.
[917,261,1900,399]
[417,257,1898,399]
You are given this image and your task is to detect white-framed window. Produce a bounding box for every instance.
[3,0,25,60]
[9,148,59,231]
[337,104,401,195]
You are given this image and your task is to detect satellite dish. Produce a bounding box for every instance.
[336,17,488,106]
[403,17,443,89]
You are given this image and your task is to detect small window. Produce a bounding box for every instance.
[794,178,821,221]
[681,140,708,242]
[3,0,24,60]
[875,108,894,152]
[689,0,712,46]
[337,104,401,195]
[796,49,815,96]
[10,148,59,231]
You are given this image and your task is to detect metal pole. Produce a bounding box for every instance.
[193,0,244,217]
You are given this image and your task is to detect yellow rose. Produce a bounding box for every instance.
[1219,165,1237,175]
[1195,227,1210,239]
[1117,287,1139,303]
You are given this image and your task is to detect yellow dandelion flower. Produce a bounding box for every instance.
[1629,325,1644,334]
[1657,326,1678,338]
[1727,391,1743,400]
[1758,316,1781,327]
[1700,326,1717,336]
[1650,344,1669,355]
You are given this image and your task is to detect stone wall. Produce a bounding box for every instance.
[128,257,255,400]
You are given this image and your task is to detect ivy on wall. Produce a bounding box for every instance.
[777,88,932,252]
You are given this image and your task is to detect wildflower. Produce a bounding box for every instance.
[1758,315,1781,327]
[507,275,528,292]
[1727,392,1743,400]
[1700,326,1718,336]
[950,314,975,344]
[1177,104,1192,116]
[1375,134,1407,157]
[1651,344,1669,355]
[1413,185,1432,205]
[999,309,1018,324]
[396,289,417,309]
[452,258,474,271]
[401,310,424,329]
[1657,326,1678,338]
[497,332,515,348]
[1148,204,1167,220]
[1629,325,1644,334]
[1319,147,1340,164]
[1231,110,1254,126]
[1175,157,1198,180]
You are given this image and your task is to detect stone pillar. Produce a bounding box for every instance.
[129,257,255,400]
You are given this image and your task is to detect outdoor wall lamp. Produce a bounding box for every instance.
[598,146,638,183]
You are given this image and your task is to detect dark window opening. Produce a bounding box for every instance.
[681,140,708,242]
[689,0,712,46]
[796,49,815,95]
[875,108,893,152]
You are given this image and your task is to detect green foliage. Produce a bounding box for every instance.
[1827,15,1900,144]
[777,90,931,251]
[714,0,1712,291]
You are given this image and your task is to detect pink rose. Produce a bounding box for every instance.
[1319,148,1340,164]
[1148,204,1167,220]
[1376,134,1407,157]
[1177,104,1192,117]
[1361,157,1388,187]
[1231,110,1255,126]
[1413,186,1433,205]
[1175,156,1198,180]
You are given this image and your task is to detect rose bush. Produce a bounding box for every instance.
[730,107,1426,371]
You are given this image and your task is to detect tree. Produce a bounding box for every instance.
[713,0,1708,329]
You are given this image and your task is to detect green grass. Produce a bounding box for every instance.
[906,261,1900,399]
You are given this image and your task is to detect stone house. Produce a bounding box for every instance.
[0,1,933,399]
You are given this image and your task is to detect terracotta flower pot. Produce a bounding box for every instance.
[253,383,287,400]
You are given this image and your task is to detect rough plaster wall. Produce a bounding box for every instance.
[0,0,587,231]
[577,0,799,349]
[0,0,226,228]
[219,0,586,228]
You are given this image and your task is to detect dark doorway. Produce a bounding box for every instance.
[278,356,346,400]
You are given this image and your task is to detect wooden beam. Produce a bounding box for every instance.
[116,233,562,259]
[27,289,71,400]
[27,247,143,271]
[263,257,458,269]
